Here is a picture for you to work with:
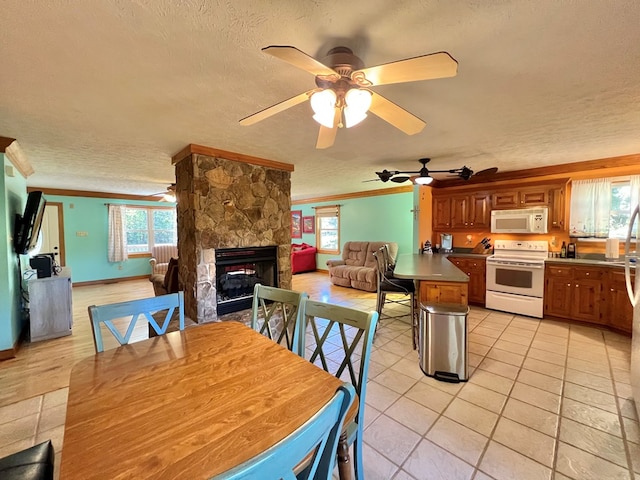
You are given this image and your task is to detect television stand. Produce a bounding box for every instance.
[28,267,73,342]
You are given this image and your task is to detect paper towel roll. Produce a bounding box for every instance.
[605,238,619,259]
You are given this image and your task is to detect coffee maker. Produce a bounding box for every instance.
[441,233,453,253]
[567,242,577,258]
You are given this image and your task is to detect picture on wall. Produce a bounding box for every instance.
[291,210,302,238]
[302,216,315,234]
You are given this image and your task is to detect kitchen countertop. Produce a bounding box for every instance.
[545,257,634,268]
[394,253,470,282]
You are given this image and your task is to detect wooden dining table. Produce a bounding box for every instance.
[60,321,356,479]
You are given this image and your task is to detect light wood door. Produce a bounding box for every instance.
[419,281,468,305]
[41,202,66,266]
[549,187,566,232]
[468,193,490,228]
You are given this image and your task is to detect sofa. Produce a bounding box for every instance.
[291,243,317,274]
[149,244,178,276]
[326,241,399,292]
[150,257,179,296]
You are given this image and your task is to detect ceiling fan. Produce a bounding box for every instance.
[373,158,498,185]
[150,184,176,202]
[239,46,458,149]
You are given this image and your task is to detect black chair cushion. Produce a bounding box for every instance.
[0,440,54,480]
[381,277,416,293]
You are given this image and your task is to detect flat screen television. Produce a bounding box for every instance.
[14,191,47,255]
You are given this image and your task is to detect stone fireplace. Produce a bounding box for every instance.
[171,145,294,323]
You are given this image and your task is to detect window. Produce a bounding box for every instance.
[315,205,340,254]
[125,206,177,253]
[570,176,640,239]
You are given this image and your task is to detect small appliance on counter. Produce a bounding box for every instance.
[606,238,620,260]
[567,242,577,258]
[440,233,453,253]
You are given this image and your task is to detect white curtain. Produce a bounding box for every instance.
[569,178,611,237]
[630,175,640,237]
[108,204,128,263]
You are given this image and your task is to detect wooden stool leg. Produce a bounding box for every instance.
[337,431,353,480]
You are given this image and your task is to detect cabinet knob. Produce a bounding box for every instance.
[611,288,614,292]
[567,283,571,287]
[576,285,579,288]
[586,272,590,276]
[470,223,474,226]
[552,221,557,225]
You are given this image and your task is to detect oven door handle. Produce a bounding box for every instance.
[487,261,545,269]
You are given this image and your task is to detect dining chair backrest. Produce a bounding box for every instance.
[251,283,308,355]
[88,291,184,353]
[215,383,356,480]
[299,298,378,480]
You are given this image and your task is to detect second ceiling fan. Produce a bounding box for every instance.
[374,158,498,185]
[239,45,458,149]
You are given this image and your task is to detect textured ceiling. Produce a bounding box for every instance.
[1,1,640,201]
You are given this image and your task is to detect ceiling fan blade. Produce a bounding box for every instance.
[239,90,314,126]
[316,107,341,149]
[390,176,411,183]
[352,51,458,87]
[368,91,426,135]
[262,46,340,79]
[474,167,499,176]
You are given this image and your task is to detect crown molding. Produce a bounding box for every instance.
[172,144,295,172]
[292,185,413,205]
[1,138,35,178]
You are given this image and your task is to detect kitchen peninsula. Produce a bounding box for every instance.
[394,254,469,305]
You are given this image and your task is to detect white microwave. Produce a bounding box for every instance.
[491,207,548,234]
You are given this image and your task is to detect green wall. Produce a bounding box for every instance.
[0,155,28,351]
[44,195,176,283]
[293,190,415,268]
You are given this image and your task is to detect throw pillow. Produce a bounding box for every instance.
[163,257,178,289]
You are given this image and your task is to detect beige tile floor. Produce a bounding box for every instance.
[0,272,639,480]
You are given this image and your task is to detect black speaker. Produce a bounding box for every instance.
[30,255,54,279]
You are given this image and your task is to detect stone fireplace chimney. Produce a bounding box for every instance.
[171,145,294,323]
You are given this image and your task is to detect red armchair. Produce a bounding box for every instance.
[291,243,317,274]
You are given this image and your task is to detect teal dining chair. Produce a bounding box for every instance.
[214,383,356,480]
[88,291,184,353]
[250,283,308,355]
[299,299,379,480]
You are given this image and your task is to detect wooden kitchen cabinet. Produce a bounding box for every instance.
[419,281,468,306]
[492,187,549,209]
[544,264,604,325]
[549,186,566,231]
[433,196,452,229]
[433,192,490,230]
[605,269,634,333]
[448,256,486,304]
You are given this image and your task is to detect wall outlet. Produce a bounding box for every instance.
[550,236,557,247]
[466,234,473,245]
[76,231,88,237]
[118,265,124,270]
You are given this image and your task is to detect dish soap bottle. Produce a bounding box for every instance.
[560,241,567,258]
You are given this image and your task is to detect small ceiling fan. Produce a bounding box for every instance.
[150,184,176,202]
[372,158,498,185]
[239,46,458,149]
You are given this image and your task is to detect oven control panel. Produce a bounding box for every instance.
[493,240,549,251]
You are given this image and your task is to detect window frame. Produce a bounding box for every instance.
[124,205,177,254]
[315,205,340,255]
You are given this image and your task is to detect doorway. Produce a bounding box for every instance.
[41,202,66,266]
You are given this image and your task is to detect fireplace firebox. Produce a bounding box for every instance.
[215,246,278,315]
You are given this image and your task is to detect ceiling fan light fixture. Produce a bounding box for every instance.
[414,175,434,185]
[310,89,337,128]
[344,89,372,128]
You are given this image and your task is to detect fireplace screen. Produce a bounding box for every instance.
[215,246,278,315]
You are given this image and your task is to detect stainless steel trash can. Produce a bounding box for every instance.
[419,303,469,383]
